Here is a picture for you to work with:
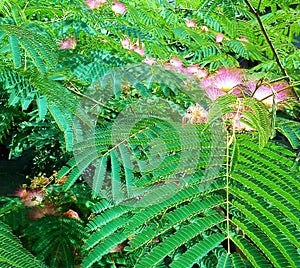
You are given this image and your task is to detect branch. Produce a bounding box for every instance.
[243,0,299,99]
[243,1,288,78]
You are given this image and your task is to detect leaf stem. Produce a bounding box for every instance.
[226,130,231,254]
[67,81,115,112]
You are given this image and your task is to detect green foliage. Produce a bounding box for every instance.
[23,216,85,267]
[0,0,299,267]
[81,134,300,268]
[0,24,58,74]
[0,219,47,268]
[275,116,300,149]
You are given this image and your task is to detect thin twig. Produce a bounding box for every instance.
[67,81,114,112]
[243,0,299,99]
[244,0,288,79]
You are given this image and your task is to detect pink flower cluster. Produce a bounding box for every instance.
[59,37,77,50]
[85,0,107,10]
[201,67,290,108]
[215,33,249,45]
[15,175,80,221]
[120,37,145,56]
[185,20,209,32]
[111,1,127,14]
[183,67,291,131]
[85,0,126,14]
[163,57,208,80]
[15,187,44,207]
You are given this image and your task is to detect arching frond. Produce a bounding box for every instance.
[0,220,47,268]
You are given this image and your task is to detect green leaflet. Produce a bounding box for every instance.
[36,94,47,120]
[0,24,57,74]
[217,253,231,268]
[207,94,238,124]
[8,35,21,69]
[231,235,272,268]
[135,213,224,267]
[23,216,84,268]
[170,233,225,268]
[81,231,128,268]
[276,117,300,149]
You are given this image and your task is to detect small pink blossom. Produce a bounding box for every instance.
[186,64,199,74]
[205,87,226,101]
[22,189,44,207]
[59,37,77,50]
[63,209,80,220]
[186,64,208,79]
[170,57,184,68]
[227,112,254,132]
[163,58,186,76]
[112,2,127,15]
[216,33,224,44]
[85,0,106,10]
[201,67,243,99]
[182,103,208,126]
[143,57,156,65]
[120,37,132,49]
[133,45,145,56]
[238,36,250,43]
[28,204,57,220]
[200,25,209,32]
[195,69,208,79]
[185,20,197,28]
[15,187,28,199]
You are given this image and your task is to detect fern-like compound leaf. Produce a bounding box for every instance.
[169,233,225,268]
[0,220,47,268]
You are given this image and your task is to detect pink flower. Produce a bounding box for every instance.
[238,36,250,43]
[204,86,226,101]
[213,68,243,92]
[185,20,197,27]
[182,103,208,126]
[186,64,199,74]
[133,45,145,56]
[170,57,184,68]
[15,187,29,199]
[85,0,107,10]
[186,64,208,79]
[227,112,254,132]
[120,37,132,49]
[23,189,44,207]
[185,64,208,78]
[216,33,224,44]
[194,69,208,79]
[163,57,185,74]
[63,209,80,221]
[200,68,243,100]
[248,82,290,108]
[28,204,57,220]
[142,57,156,65]
[59,37,77,50]
[200,25,209,32]
[112,2,126,15]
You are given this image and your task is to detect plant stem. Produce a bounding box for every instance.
[67,81,114,112]
[244,0,288,80]
[226,131,231,254]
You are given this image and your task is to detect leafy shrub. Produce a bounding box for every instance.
[0,0,299,267]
